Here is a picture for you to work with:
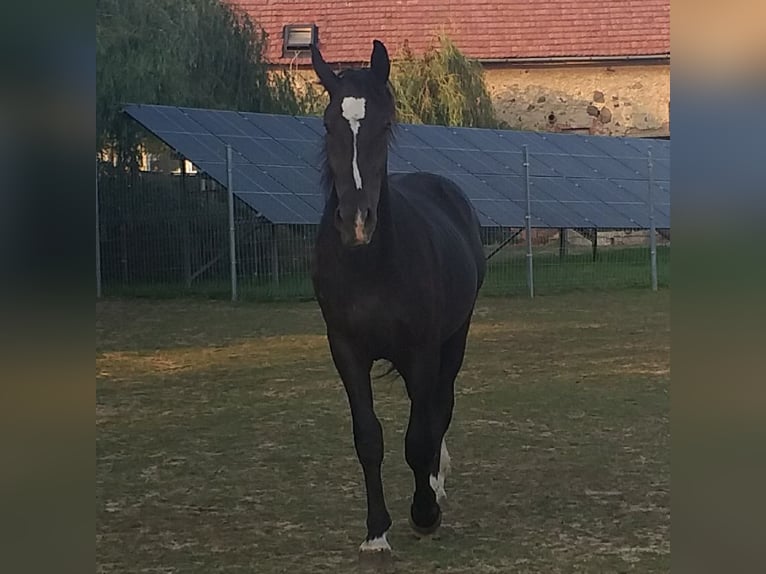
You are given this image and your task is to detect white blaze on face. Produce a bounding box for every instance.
[341,96,366,190]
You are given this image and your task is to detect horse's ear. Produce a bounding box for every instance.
[370,40,390,85]
[311,43,340,94]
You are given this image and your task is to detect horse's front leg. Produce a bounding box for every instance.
[328,333,392,555]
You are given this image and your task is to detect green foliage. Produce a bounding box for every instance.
[390,36,498,128]
[97,0,311,162]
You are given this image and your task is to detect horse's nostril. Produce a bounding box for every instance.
[335,207,343,225]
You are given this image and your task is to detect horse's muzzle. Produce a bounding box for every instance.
[336,207,375,247]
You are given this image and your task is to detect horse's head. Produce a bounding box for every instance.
[312,40,394,247]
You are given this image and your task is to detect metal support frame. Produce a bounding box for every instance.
[485,227,525,261]
[559,227,567,258]
[523,145,534,298]
[96,160,102,298]
[647,147,658,291]
[592,228,598,262]
[180,157,192,288]
[271,224,280,288]
[226,145,238,302]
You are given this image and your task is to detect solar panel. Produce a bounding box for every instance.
[573,179,645,228]
[610,157,652,180]
[243,112,320,141]
[481,175,527,201]
[535,153,598,179]
[192,161,227,184]
[545,132,605,157]
[261,165,321,193]
[529,197,591,228]
[622,137,670,160]
[220,135,294,167]
[182,107,262,138]
[484,152,524,176]
[448,173,508,201]
[269,192,320,222]
[128,104,206,134]
[123,103,671,230]
[497,130,552,155]
[584,135,638,159]
[449,126,506,151]
[229,169,264,195]
[578,155,643,180]
[398,146,469,174]
[532,177,639,229]
[297,115,324,133]
[437,149,511,175]
[470,199,526,227]
[236,192,306,224]
[387,150,413,172]
[234,165,288,194]
[295,193,325,213]
[407,124,465,149]
[391,125,427,148]
[529,179,597,228]
[159,132,227,164]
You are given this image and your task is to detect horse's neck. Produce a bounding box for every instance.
[376,175,391,229]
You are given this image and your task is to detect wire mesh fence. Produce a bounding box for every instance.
[97,147,670,301]
[98,163,315,300]
[481,227,670,296]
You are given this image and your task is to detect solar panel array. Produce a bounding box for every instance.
[124,104,670,229]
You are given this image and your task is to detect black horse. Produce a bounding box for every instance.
[311,40,486,556]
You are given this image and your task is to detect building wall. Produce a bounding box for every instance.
[484,62,670,136]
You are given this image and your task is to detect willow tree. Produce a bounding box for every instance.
[97,0,310,165]
[390,36,498,128]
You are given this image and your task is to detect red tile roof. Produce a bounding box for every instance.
[227,0,670,64]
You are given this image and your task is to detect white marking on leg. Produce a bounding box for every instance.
[440,439,451,477]
[341,96,366,190]
[430,472,447,502]
[359,530,391,552]
[430,439,451,502]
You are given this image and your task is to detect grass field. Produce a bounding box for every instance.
[96,290,670,573]
[103,245,669,301]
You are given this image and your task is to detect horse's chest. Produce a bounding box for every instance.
[335,292,394,331]
[318,288,402,347]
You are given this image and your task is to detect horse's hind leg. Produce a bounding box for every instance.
[429,317,472,503]
[402,350,443,535]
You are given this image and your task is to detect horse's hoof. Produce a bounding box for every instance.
[408,504,442,538]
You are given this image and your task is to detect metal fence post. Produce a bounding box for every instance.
[96,160,102,298]
[180,158,192,289]
[226,144,238,301]
[647,147,658,292]
[271,224,280,288]
[523,145,534,298]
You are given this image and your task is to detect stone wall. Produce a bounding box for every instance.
[484,63,670,137]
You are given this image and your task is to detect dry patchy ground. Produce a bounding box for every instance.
[96,290,669,573]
